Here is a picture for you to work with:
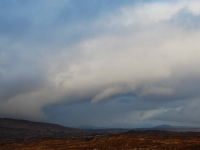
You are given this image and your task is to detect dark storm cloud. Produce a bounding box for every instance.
[44,96,144,128]
[149,99,200,126]
[0,54,46,102]
[137,74,200,102]
[1,0,200,127]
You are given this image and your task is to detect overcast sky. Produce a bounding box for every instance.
[1,0,200,128]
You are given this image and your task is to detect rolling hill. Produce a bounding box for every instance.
[0,118,91,139]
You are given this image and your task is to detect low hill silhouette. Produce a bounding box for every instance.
[0,118,91,139]
[127,124,200,133]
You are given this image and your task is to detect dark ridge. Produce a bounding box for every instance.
[127,124,200,133]
[126,130,172,135]
[152,124,172,129]
[126,129,200,135]
[0,118,91,140]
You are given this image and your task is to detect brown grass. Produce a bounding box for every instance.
[1,133,200,150]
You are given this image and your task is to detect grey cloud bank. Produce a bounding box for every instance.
[1,0,200,127]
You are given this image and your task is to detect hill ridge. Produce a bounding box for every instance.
[0,118,90,139]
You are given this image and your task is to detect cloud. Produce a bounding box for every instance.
[149,99,200,126]
[1,0,200,126]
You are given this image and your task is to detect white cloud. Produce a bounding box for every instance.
[187,1,200,15]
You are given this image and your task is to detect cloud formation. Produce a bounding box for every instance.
[1,0,200,127]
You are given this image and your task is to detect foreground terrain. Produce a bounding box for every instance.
[1,118,200,149]
[1,131,200,150]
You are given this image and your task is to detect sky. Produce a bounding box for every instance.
[1,0,200,128]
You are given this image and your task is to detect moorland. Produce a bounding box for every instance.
[1,118,200,150]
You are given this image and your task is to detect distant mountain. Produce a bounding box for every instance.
[77,125,101,129]
[152,124,172,129]
[128,124,200,133]
[153,124,200,132]
[0,118,91,139]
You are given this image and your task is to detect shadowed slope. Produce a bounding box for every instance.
[0,118,90,139]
